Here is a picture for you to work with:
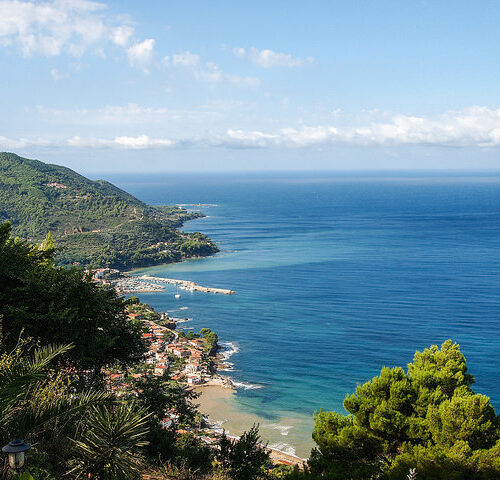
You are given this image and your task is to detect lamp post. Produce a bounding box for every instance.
[2,439,30,472]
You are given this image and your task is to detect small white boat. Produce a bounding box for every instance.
[175,294,181,299]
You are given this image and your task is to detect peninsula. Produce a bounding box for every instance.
[0,152,218,269]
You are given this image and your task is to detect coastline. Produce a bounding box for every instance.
[120,251,316,460]
[120,211,316,460]
[128,304,312,463]
[98,174,500,477]
[193,383,310,463]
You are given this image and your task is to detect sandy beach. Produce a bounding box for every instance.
[193,383,314,461]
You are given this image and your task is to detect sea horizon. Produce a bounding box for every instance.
[85,169,500,179]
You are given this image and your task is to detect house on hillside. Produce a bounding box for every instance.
[154,365,168,376]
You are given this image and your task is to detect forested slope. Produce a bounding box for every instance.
[0,152,218,268]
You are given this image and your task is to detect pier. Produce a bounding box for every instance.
[138,275,236,295]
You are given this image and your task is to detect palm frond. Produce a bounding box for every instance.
[0,344,73,416]
[69,403,151,480]
[12,389,114,438]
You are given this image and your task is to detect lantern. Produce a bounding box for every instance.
[2,439,30,470]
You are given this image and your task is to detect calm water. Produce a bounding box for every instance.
[103,172,500,454]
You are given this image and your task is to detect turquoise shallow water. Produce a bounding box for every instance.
[102,172,500,455]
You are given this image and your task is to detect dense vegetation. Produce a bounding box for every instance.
[0,222,146,378]
[0,152,218,268]
[126,299,162,322]
[301,340,500,480]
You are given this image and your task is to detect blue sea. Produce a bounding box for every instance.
[103,171,500,456]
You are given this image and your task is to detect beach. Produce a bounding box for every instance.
[193,383,314,460]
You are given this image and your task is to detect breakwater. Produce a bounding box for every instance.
[138,275,236,295]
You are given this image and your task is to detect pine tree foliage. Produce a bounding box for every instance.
[309,340,500,480]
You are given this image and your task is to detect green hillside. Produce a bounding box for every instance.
[0,152,218,268]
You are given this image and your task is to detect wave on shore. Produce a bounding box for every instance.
[263,423,293,436]
[171,316,191,324]
[219,341,239,360]
[218,341,239,370]
[229,379,264,390]
[168,306,189,314]
[218,342,264,389]
[206,420,297,457]
[268,442,297,456]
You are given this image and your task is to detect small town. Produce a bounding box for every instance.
[104,299,222,428]
[91,268,304,469]
[108,309,219,390]
[90,268,228,390]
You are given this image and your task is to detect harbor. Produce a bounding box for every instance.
[139,275,236,295]
[90,269,236,295]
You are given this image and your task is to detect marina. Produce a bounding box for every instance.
[138,275,236,295]
[94,270,236,296]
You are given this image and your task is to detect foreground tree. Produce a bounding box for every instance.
[309,340,500,479]
[217,425,270,480]
[131,374,202,469]
[0,341,111,479]
[133,374,199,426]
[0,222,146,380]
[171,433,214,475]
[69,403,151,480]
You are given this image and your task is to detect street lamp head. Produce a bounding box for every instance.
[2,439,31,470]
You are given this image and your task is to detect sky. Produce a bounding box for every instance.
[1,0,500,172]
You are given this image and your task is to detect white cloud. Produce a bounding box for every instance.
[32,103,227,126]
[0,0,156,71]
[162,49,260,87]
[67,134,174,149]
[172,50,200,66]
[66,135,104,147]
[195,62,260,87]
[218,107,500,148]
[114,135,174,149]
[0,0,127,57]
[113,135,173,149]
[221,129,277,148]
[111,25,133,47]
[232,47,314,68]
[10,106,500,151]
[100,104,168,117]
[127,38,155,68]
[0,135,49,149]
[232,47,245,58]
